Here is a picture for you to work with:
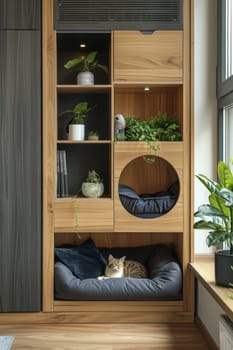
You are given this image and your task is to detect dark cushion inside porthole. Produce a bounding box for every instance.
[118,182,179,218]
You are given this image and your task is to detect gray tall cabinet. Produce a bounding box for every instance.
[0,0,41,311]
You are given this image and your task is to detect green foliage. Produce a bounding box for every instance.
[194,159,233,253]
[64,51,108,74]
[86,170,103,184]
[148,112,182,141]
[59,102,96,124]
[88,130,99,137]
[123,112,181,152]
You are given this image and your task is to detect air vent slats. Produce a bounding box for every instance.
[55,0,183,31]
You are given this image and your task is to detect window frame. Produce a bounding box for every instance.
[218,0,233,161]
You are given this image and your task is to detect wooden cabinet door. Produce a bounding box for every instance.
[0,0,40,30]
[113,31,183,83]
[0,30,41,311]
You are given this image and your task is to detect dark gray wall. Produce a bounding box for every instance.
[0,0,40,30]
[0,1,41,312]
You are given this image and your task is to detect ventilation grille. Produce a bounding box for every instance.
[220,315,233,350]
[55,0,183,31]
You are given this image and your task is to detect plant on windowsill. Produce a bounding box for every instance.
[64,51,108,85]
[194,159,233,287]
[59,102,96,141]
[81,170,104,198]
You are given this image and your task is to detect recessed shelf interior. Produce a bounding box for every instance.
[114,85,183,139]
[57,92,111,140]
[57,143,111,197]
[57,33,111,85]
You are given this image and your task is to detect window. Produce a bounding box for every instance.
[218,0,233,164]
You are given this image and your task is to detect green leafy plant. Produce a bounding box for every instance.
[88,131,99,137]
[59,102,96,124]
[64,51,108,74]
[86,170,103,184]
[194,159,233,253]
[148,112,182,141]
[124,116,160,152]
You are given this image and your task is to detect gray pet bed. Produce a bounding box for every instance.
[54,240,182,301]
[118,182,179,218]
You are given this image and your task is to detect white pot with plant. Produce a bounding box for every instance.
[64,51,108,85]
[88,131,99,141]
[194,159,233,287]
[59,102,96,141]
[81,170,104,198]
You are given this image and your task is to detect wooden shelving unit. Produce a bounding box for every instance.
[43,0,194,322]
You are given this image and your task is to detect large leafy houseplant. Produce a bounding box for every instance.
[64,51,108,85]
[194,159,233,286]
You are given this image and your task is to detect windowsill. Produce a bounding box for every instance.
[190,255,233,322]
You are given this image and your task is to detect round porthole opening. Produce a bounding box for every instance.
[118,155,180,219]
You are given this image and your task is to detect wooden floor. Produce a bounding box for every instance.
[0,323,212,349]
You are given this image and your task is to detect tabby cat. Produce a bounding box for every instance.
[98,254,148,279]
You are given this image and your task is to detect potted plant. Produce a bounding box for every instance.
[64,51,108,85]
[194,159,233,286]
[88,131,99,141]
[59,102,96,141]
[81,170,104,198]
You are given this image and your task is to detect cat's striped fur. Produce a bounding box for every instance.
[98,254,148,279]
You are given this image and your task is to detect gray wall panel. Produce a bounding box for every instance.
[0,30,41,312]
[0,0,40,30]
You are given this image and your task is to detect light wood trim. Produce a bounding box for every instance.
[42,0,56,312]
[182,0,194,315]
[54,300,184,312]
[57,84,112,93]
[0,312,194,324]
[190,255,233,323]
[113,30,183,83]
[57,140,111,144]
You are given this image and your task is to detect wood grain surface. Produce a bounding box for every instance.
[0,323,211,349]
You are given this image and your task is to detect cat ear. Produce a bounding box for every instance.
[108,254,114,262]
[120,256,126,262]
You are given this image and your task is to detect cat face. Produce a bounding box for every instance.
[107,254,125,271]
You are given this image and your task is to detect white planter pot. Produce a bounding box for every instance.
[77,71,94,85]
[88,135,99,141]
[68,124,85,141]
[81,182,104,198]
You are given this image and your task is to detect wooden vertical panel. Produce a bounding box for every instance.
[0,0,41,30]
[42,0,56,312]
[182,0,194,314]
[0,30,41,311]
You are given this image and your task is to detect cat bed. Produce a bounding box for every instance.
[118,182,179,218]
[54,239,182,301]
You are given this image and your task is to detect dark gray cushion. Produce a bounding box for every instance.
[118,182,179,218]
[54,244,182,301]
[55,238,106,280]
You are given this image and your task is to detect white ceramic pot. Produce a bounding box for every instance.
[81,182,104,198]
[88,135,99,141]
[77,71,94,85]
[68,124,85,141]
